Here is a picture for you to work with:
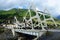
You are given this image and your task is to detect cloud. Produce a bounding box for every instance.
[0,0,28,9]
[38,0,60,17]
[0,0,60,17]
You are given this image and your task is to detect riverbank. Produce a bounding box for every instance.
[0,26,60,40]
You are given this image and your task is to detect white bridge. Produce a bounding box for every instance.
[15,29,45,37]
[4,1,60,40]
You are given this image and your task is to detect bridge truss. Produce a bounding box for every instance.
[5,1,59,40]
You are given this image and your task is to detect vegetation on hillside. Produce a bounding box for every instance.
[0,8,60,25]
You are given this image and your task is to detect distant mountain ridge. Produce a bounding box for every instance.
[57,15,60,19]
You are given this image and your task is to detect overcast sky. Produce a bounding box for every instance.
[0,0,60,17]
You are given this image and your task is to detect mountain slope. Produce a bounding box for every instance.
[0,8,59,24]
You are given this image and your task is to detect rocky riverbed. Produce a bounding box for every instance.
[0,29,18,40]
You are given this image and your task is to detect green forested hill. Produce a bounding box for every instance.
[0,8,59,24]
[0,8,35,23]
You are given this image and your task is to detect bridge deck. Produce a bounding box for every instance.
[14,29,46,37]
[14,29,60,37]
